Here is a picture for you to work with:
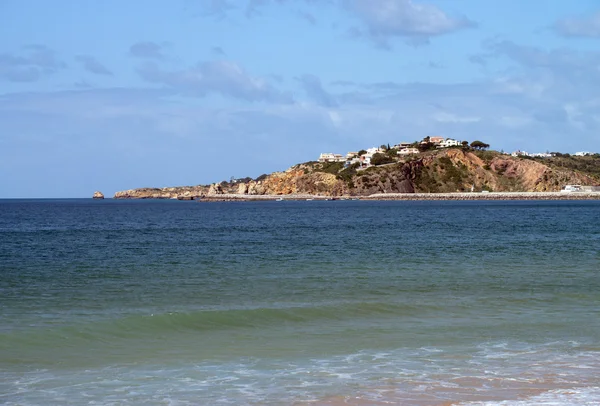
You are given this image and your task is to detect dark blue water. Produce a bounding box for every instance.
[1,199,600,405]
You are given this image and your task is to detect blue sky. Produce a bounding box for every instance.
[1,0,600,197]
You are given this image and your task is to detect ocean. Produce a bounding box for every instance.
[1,199,599,405]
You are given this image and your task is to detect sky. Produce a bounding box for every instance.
[1,0,600,197]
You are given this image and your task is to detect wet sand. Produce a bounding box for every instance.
[295,377,596,406]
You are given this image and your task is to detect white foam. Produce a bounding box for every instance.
[459,387,600,405]
[2,342,600,405]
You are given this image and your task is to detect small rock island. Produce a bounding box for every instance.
[93,191,105,199]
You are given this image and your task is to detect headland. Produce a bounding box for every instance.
[112,139,600,201]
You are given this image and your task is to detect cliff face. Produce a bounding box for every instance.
[412,149,599,193]
[488,155,594,192]
[113,150,600,198]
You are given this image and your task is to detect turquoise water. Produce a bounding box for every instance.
[1,199,599,405]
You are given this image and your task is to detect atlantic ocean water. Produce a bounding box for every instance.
[1,199,599,405]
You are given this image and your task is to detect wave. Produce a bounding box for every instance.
[0,301,434,348]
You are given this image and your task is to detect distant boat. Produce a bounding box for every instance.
[306,198,314,201]
[275,197,284,201]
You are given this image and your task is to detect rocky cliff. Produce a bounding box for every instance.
[113,149,600,198]
[412,149,599,193]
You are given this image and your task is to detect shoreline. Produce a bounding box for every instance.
[196,192,600,202]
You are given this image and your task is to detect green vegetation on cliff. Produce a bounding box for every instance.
[415,156,470,193]
[297,149,600,195]
[535,155,600,181]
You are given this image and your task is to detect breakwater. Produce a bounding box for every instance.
[363,192,600,200]
[197,192,600,202]
[198,194,334,201]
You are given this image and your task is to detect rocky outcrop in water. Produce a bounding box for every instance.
[93,191,104,199]
[113,186,207,199]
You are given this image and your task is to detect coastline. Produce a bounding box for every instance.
[196,192,600,202]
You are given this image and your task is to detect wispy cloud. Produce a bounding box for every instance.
[555,11,600,38]
[427,61,444,69]
[129,41,167,60]
[211,46,226,56]
[297,10,317,25]
[137,60,294,103]
[298,74,338,107]
[0,45,65,82]
[468,54,487,67]
[75,55,113,76]
[196,0,235,17]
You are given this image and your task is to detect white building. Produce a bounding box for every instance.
[365,147,385,155]
[344,157,361,167]
[575,151,594,156]
[398,147,420,155]
[438,138,461,148]
[394,142,412,149]
[356,148,379,167]
[318,153,345,163]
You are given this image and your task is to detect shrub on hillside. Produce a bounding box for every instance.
[370,153,394,166]
[337,163,359,185]
[318,161,344,175]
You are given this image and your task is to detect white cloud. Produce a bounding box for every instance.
[345,0,474,47]
[193,0,472,47]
